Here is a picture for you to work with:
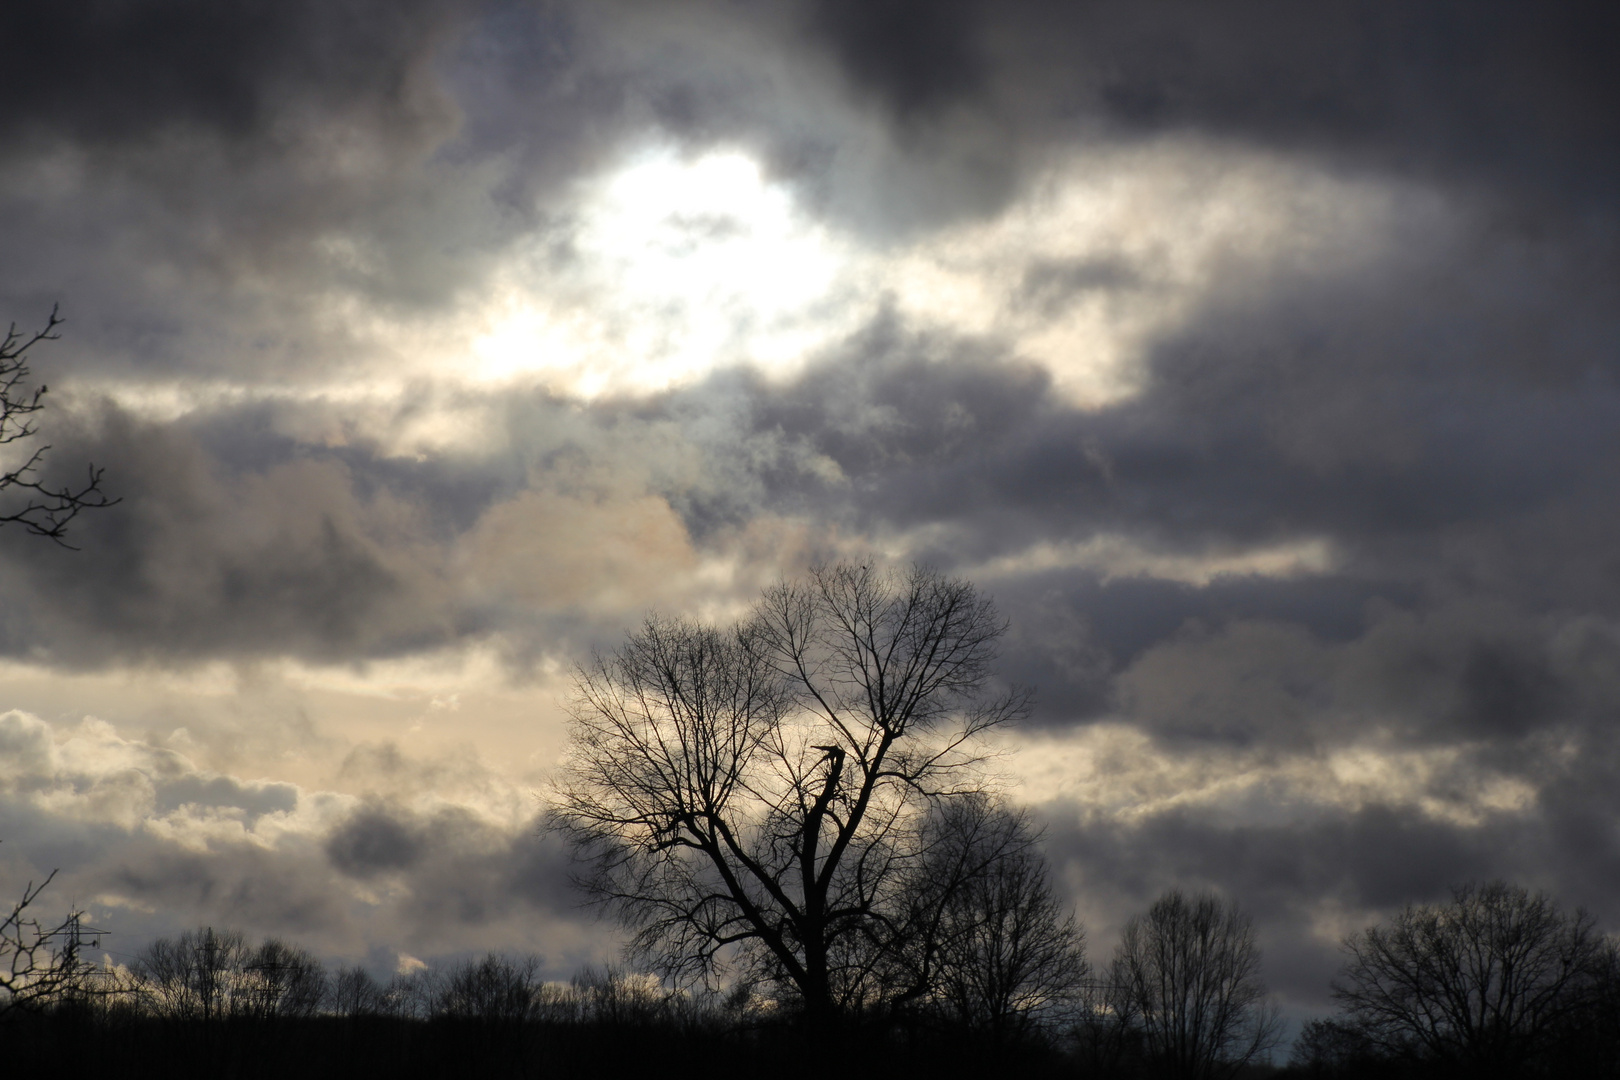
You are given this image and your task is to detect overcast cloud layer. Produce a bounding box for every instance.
[2,0,1617,1026]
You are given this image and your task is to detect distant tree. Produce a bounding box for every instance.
[0,307,116,544]
[1287,1017,1384,1078]
[551,563,1029,1028]
[570,964,672,1027]
[241,938,326,1020]
[330,964,388,1018]
[1109,890,1282,1080]
[0,868,107,1017]
[378,967,435,1020]
[886,794,1087,1046]
[433,953,542,1024]
[1570,938,1620,1078]
[1074,974,1145,1078]
[133,927,328,1023]
[134,927,255,1022]
[1331,881,1610,1079]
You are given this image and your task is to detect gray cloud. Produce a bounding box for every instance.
[804,0,1620,215]
[0,404,465,666]
[326,803,425,877]
[0,1,468,147]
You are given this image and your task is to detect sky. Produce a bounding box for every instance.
[2,0,1618,1030]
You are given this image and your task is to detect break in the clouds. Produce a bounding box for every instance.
[2,0,1618,1026]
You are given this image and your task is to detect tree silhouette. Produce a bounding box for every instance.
[1108,889,1281,1080]
[884,794,1087,1045]
[135,927,255,1022]
[242,938,327,1020]
[551,562,1029,1028]
[1331,881,1610,1078]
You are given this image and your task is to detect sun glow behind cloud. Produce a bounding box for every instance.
[461,138,1430,408]
[60,136,1438,441]
[470,146,855,394]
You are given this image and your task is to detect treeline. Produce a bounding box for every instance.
[6,880,1618,1078]
[7,929,1066,1079]
[7,937,791,1079]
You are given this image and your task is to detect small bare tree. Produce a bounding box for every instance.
[330,965,388,1018]
[241,938,327,1020]
[1332,881,1609,1077]
[1110,890,1282,1080]
[0,307,116,544]
[884,795,1087,1045]
[551,563,1028,1027]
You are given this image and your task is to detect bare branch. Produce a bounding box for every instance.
[1,867,114,1016]
[0,307,119,547]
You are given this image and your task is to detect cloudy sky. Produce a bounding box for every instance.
[2,0,1617,1027]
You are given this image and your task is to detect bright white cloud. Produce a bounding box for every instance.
[969,534,1338,587]
[1003,723,1538,829]
[470,145,859,394]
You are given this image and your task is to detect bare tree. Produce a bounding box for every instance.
[1109,890,1282,1080]
[330,965,388,1018]
[433,953,543,1024]
[1332,881,1609,1078]
[0,868,108,1017]
[0,307,116,545]
[570,964,674,1027]
[885,794,1087,1045]
[241,938,327,1020]
[1287,1017,1383,1078]
[134,927,256,1023]
[551,563,1028,1027]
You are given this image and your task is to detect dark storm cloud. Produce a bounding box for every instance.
[641,209,1616,749]
[729,209,1620,561]
[327,803,426,877]
[1049,804,1496,931]
[991,571,1414,728]
[804,0,1620,214]
[0,0,493,383]
[0,402,470,666]
[154,774,298,822]
[102,843,351,938]
[325,798,576,921]
[0,376,759,667]
[1016,258,1143,318]
[0,0,470,147]
[806,0,986,120]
